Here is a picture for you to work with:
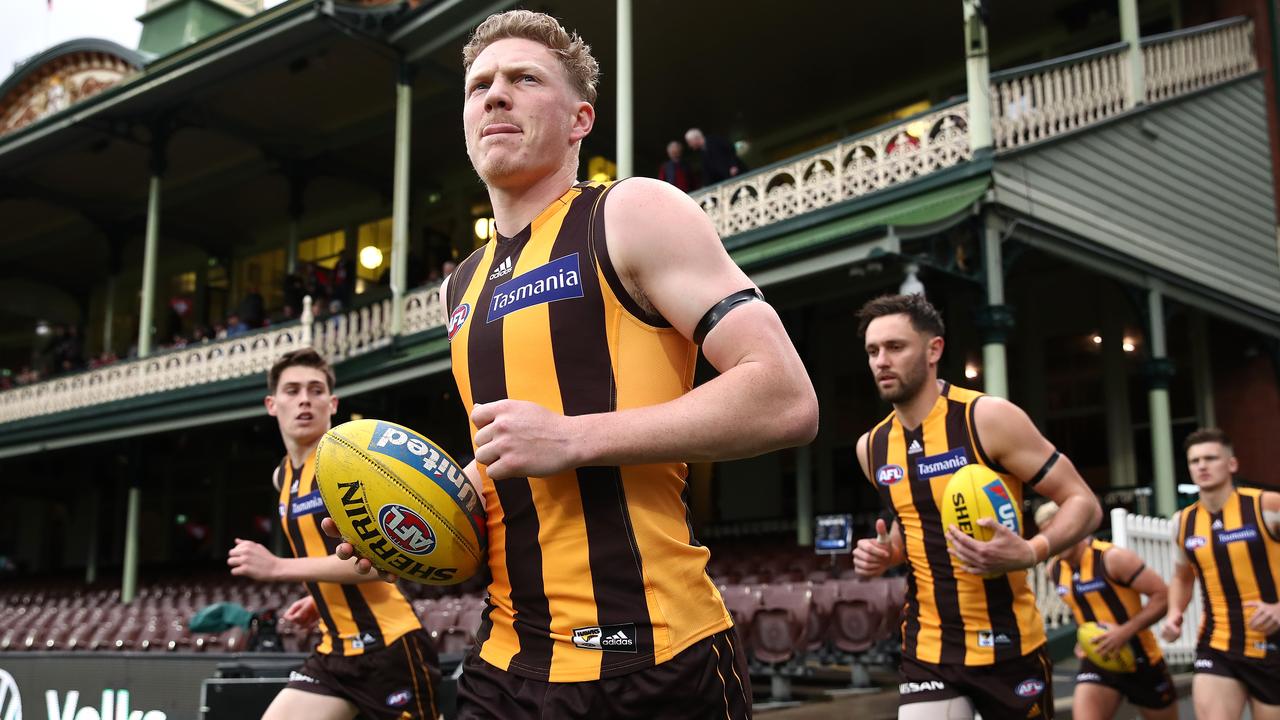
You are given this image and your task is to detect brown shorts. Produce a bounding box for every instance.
[1075,657,1175,709]
[285,628,441,719]
[899,645,1054,719]
[456,627,751,720]
[1194,646,1280,706]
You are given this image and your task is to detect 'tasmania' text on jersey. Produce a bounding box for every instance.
[866,382,1046,666]
[446,181,732,682]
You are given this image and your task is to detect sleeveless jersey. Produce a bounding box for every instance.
[1052,539,1162,665]
[278,451,422,655]
[446,181,731,682]
[1177,487,1280,659]
[866,381,1046,666]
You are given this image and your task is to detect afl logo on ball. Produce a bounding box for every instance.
[379,504,437,556]
[447,303,470,340]
[876,465,905,486]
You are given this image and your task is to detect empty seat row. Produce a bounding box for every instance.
[721,577,906,666]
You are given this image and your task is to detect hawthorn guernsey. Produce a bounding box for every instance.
[315,419,486,585]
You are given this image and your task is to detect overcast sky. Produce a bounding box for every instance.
[0,0,289,84]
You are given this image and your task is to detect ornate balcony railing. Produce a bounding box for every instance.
[1143,17,1258,102]
[0,18,1261,426]
[0,284,444,425]
[690,103,972,238]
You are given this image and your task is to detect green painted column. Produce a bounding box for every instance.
[963,0,993,153]
[1119,0,1146,106]
[616,0,633,178]
[1146,287,1177,516]
[390,66,412,336]
[122,485,141,603]
[978,216,1012,397]
[137,174,161,358]
[796,433,814,547]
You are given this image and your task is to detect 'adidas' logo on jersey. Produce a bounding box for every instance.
[908,439,923,454]
[488,256,513,280]
[572,622,638,653]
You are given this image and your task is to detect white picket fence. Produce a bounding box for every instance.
[1110,507,1201,665]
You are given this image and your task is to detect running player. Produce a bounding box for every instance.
[229,348,439,720]
[1161,428,1280,720]
[1036,501,1176,719]
[851,293,1101,720]
[330,9,817,719]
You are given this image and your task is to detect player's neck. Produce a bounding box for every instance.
[893,378,943,430]
[283,432,323,470]
[487,161,579,238]
[1199,481,1235,512]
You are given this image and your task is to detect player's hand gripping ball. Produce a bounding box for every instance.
[316,419,486,585]
[1077,621,1137,673]
[941,464,1022,578]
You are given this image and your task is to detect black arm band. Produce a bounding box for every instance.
[692,288,763,345]
[1028,450,1060,486]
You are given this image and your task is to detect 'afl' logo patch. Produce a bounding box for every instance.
[447,303,470,340]
[1015,678,1045,697]
[876,465,905,486]
[1185,535,1207,550]
[378,504,437,556]
[385,689,411,707]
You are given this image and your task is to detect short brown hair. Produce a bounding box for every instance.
[1184,427,1232,452]
[462,10,599,104]
[856,294,946,338]
[268,348,335,394]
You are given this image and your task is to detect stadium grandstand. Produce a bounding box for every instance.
[1,0,1278,717]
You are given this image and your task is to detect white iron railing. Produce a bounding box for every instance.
[690,104,972,239]
[991,42,1130,150]
[1144,18,1258,103]
[1110,507,1201,665]
[0,285,444,425]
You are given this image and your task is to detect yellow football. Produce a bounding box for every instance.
[315,419,486,585]
[940,464,1022,578]
[1077,621,1136,673]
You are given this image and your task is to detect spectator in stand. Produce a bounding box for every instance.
[300,262,329,309]
[658,140,696,192]
[685,127,745,185]
[283,272,305,319]
[225,313,249,337]
[441,259,457,281]
[239,287,266,329]
[332,254,355,311]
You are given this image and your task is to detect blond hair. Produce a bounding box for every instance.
[462,10,599,104]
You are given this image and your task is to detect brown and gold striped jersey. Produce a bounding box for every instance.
[1052,539,1162,664]
[446,181,732,682]
[866,381,1046,666]
[277,451,423,656]
[1177,487,1280,659]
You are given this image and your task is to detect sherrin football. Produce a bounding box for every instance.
[315,419,486,585]
[940,463,1022,578]
[1077,621,1137,673]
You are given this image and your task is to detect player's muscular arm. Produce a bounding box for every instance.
[473,179,817,479]
[949,398,1101,574]
[1263,491,1280,539]
[1092,547,1168,655]
[1161,510,1195,642]
[228,538,383,584]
